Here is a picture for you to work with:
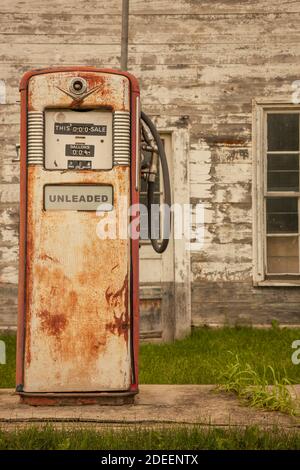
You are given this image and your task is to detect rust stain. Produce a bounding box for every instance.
[25,177,36,367]
[206,136,248,146]
[82,329,106,356]
[28,84,34,112]
[29,71,128,112]
[20,395,133,406]
[105,275,129,342]
[33,251,123,363]
[25,324,31,368]
[66,74,121,110]
[33,263,77,338]
[38,310,68,336]
[68,290,78,307]
[80,73,106,91]
[39,253,60,263]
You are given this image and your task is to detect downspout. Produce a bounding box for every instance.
[120,0,129,71]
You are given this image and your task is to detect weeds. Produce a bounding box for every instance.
[217,354,296,415]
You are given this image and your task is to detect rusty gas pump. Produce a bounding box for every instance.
[16,67,170,405]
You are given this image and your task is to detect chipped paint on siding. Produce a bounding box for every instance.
[2,0,300,329]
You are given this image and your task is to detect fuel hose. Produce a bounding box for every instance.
[141,111,171,253]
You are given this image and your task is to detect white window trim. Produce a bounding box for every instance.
[253,98,300,286]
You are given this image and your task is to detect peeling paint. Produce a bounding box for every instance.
[3,1,300,332]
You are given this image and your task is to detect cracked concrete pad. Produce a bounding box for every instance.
[0,385,299,430]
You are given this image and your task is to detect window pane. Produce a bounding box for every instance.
[266,197,298,233]
[267,172,299,192]
[267,197,298,212]
[268,153,299,171]
[267,114,299,151]
[267,153,299,191]
[267,236,299,273]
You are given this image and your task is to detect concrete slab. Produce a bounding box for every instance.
[0,385,300,430]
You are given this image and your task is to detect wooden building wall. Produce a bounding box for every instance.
[1,0,300,328]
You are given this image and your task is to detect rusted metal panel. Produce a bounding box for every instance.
[24,166,131,392]
[18,69,139,393]
[20,392,135,406]
[27,71,130,112]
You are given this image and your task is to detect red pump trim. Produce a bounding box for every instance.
[16,67,140,395]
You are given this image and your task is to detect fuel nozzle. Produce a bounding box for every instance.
[140,119,159,183]
[148,151,159,183]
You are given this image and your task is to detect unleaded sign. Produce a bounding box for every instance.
[44,184,113,211]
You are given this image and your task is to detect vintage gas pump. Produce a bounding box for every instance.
[16,67,170,405]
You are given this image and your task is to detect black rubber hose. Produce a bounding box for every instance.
[141,111,171,253]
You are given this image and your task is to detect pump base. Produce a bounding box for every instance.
[18,391,137,406]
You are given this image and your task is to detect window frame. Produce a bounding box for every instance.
[253,99,300,286]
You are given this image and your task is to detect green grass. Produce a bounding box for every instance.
[139,326,300,384]
[0,425,300,450]
[0,334,16,388]
[1,326,300,388]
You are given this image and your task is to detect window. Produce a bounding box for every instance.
[253,104,300,285]
[266,113,300,275]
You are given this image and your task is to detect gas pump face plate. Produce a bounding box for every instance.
[45,109,113,170]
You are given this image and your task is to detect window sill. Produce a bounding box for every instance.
[256,280,300,287]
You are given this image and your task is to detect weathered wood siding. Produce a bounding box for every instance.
[1,0,300,327]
